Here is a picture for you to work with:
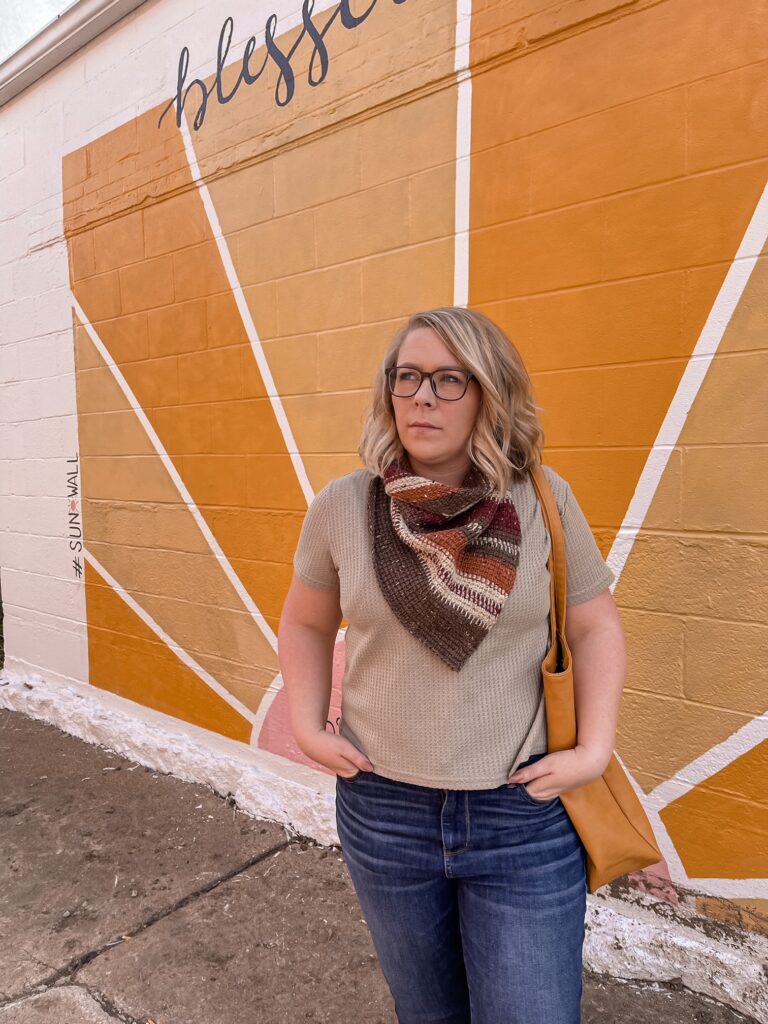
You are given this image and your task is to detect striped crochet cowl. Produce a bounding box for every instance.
[368,452,522,670]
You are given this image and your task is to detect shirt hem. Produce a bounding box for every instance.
[366,759,548,791]
[293,567,339,591]
[567,571,615,606]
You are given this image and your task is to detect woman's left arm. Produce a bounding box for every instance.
[566,588,627,774]
[508,588,627,795]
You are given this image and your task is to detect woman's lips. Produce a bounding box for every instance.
[409,424,439,430]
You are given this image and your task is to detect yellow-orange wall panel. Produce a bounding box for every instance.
[74,270,121,322]
[681,445,766,534]
[528,90,688,214]
[686,60,768,172]
[67,111,307,631]
[206,398,280,455]
[689,253,768,355]
[313,178,411,266]
[74,316,280,712]
[84,561,252,743]
[188,1,455,177]
[617,690,752,786]
[409,163,457,244]
[318,321,396,393]
[234,209,316,287]
[183,2,458,492]
[143,191,209,257]
[469,0,768,569]
[276,261,363,337]
[661,742,768,879]
[684,618,768,718]
[471,1,767,134]
[481,272,693,374]
[611,227,768,803]
[617,532,768,628]
[147,300,209,359]
[362,239,454,322]
[260,335,319,397]
[682,351,768,445]
[619,609,686,700]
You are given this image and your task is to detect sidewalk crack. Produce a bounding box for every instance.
[0,839,291,1008]
[64,981,147,1024]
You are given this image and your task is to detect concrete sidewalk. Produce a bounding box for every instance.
[0,707,757,1024]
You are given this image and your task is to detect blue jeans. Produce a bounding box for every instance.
[334,752,587,1024]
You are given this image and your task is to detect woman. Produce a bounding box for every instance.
[277,307,627,1024]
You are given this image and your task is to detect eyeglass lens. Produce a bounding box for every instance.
[388,367,469,399]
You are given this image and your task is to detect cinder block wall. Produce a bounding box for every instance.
[1,0,766,998]
[466,0,768,924]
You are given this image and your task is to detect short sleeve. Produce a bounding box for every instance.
[293,483,339,591]
[560,481,616,605]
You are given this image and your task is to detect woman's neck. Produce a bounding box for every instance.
[405,453,473,487]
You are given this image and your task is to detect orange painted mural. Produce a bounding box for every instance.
[60,0,767,914]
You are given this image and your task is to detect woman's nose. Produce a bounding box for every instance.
[413,375,435,401]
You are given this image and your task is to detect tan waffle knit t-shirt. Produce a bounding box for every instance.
[293,464,615,789]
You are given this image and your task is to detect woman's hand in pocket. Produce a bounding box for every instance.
[507,745,608,800]
[298,728,374,778]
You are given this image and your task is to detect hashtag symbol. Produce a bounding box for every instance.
[73,557,83,578]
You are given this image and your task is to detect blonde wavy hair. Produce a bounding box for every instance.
[358,307,545,500]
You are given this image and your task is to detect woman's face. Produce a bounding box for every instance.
[390,326,482,485]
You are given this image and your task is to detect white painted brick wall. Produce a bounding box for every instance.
[1,567,83,620]
[2,374,76,422]
[2,494,65,536]
[0,263,14,305]
[2,128,24,177]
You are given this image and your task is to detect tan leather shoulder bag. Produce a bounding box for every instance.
[529,463,663,893]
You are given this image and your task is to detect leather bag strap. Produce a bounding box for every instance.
[529,464,567,645]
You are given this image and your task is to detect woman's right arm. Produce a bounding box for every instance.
[278,574,374,776]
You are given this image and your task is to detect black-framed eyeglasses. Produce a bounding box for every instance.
[386,365,477,401]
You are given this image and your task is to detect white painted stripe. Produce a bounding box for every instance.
[646,712,768,809]
[178,107,317,746]
[612,749,687,885]
[629,679,767,897]
[72,299,277,653]
[178,114,315,507]
[248,674,288,749]
[83,547,258,727]
[607,180,768,584]
[453,0,472,308]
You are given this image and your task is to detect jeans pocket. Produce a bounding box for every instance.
[518,782,558,806]
[337,769,363,783]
